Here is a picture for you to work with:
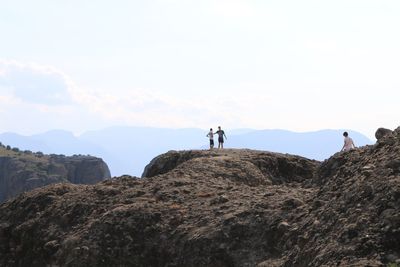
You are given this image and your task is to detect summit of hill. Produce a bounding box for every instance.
[0,127,399,266]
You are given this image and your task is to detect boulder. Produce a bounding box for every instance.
[375,127,393,140]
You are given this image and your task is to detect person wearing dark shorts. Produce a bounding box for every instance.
[215,126,227,149]
[206,128,214,149]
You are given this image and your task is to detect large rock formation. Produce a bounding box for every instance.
[0,145,111,202]
[0,127,399,266]
[142,149,318,185]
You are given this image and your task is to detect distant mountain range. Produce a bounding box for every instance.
[0,127,373,177]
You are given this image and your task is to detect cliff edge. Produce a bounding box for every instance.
[0,145,111,202]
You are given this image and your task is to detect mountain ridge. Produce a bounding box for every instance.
[0,127,373,176]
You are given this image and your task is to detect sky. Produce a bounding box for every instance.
[0,0,399,139]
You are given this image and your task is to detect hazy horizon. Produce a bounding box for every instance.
[0,126,374,176]
[0,125,376,141]
[1,1,399,140]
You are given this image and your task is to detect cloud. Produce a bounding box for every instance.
[68,86,275,130]
[1,59,264,132]
[0,60,73,105]
[5,59,394,140]
[0,60,276,130]
[1,60,268,132]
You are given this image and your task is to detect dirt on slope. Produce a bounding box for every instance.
[0,127,400,266]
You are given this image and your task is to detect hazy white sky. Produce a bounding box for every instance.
[0,0,399,139]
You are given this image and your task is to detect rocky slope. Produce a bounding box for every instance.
[0,127,399,266]
[0,145,111,202]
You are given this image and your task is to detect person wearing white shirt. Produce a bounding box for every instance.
[206,128,214,149]
[341,131,356,152]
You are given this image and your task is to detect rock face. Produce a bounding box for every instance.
[0,145,111,202]
[0,127,400,266]
[375,127,393,141]
[290,127,400,266]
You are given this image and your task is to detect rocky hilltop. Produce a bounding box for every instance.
[0,144,111,202]
[0,127,399,266]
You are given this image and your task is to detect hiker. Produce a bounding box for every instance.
[341,131,356,152]
[206,128,214,149]
[215,126,227,149]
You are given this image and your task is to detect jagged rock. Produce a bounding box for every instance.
[375,127,393,140]
[1,127,400,266]
[0,145,111,202]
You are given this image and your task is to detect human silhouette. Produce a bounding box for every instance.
[206,128,214,149]
[215,126,227,149]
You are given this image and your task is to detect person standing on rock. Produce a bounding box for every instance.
[341,131,356,152]
[206,128,214,149]
[215,126,227,149]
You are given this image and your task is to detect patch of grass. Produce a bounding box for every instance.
[0,146,18,157]
[0,146,49,164]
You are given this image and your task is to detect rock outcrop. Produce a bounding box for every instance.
[142,149,318,185]
[286,127,400,266]
[0,145,111,202]
[0,127,400,266]
[375,127,393,141]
